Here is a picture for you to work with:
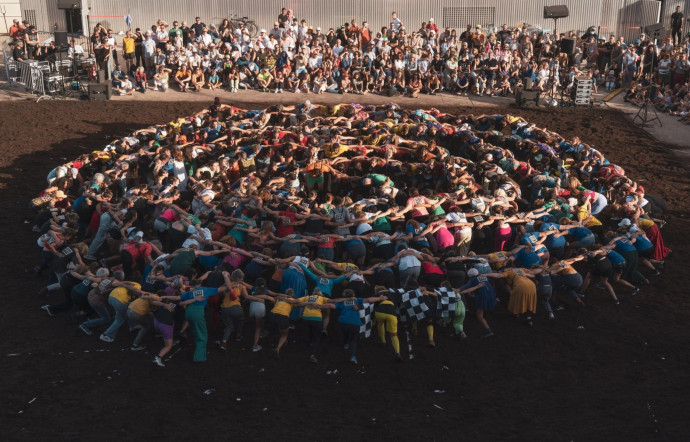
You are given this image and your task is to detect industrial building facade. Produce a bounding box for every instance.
[3,0,689,44]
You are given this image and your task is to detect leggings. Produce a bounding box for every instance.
[446,300,466,333]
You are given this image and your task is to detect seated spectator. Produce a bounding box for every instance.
[116,76,135,95]
[174,65,192,91]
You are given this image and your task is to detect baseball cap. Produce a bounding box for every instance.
[618,218,632,227]
[468,268,479,277]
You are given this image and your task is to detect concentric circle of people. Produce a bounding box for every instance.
[34,99,670,367]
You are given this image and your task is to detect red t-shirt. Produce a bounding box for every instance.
[275,210,297,237]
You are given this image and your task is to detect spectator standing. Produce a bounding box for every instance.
[671,5,684,47]
[142,31,156,75]
[122,30,136,75]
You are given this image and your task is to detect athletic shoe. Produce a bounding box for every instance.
[482,329,494,338]
[658,220,666,229]
[177,330,187,340]
[395,353,403,362]
[614,299,620,305]
[252,345,262,352]
[99,334,114,343]
[458,331,468,340]
[428,340,436,347]
[343,343,350,350]
[84,254,96,261]
[350,356,358,364]
[32,225,41,232]
[41,305,53,316]
[548,312,555,320]
[309,354,318,363]
[595,283,606,290]
[130,344,146,351]
[219,341,227,351]
[153,356,165,367]
[322,329,328,336]
[79,323,93,336]
[631,287,640,296]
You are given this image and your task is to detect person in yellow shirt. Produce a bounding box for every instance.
[122,30,136,75]
[100,282,142,342]
[296,288,332,363]
[268,288,306,357]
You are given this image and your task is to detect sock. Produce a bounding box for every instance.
[391,336,400,354]
[426,325,434,341]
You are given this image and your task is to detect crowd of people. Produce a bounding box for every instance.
[7,7,688,102]
[31,97,671,366]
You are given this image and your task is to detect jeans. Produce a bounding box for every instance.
[127,310,152,346]
[83,300,111,330]
[88,212,113,256]
[399,266,421,288]
[220,305,244,341]
[340,323,359,358]
[103,297,129,339]
[552,273,583,301]
[538,286,554,315]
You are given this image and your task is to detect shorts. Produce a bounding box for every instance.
[613,261,626,273]
[374,312,398,333]
[306,174,324,186]
[591,260,613,278]
[154,319,174,340]
[638,248,653,259]
[249,302,266,319]
[123,52,135,60]
[269,312,290,330]
[344,241,366,258]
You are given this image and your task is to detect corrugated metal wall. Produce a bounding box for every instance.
[20,0,673,43]
[660,0,690,36]
[618,0,661,43]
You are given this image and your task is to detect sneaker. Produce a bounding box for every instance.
[41,304,53,316]
[273,89,278,93]
[428,340,436,347]
[288,324,295,330]
[548,312,555,320]
[153,87,158,91]
[79,323,93,336]
[595,283,606,290]
[32,226,41,232]
[84,254,96,261]
[252,345,262,352]
[555,305,566,311]
[278,88,283,93]
[309,354,318,363]
[322,329,328,336]
[631,287,640,296]
[344,343,350,350]
[482,329,494,338]
[350,355,358,364]
[130,344,146,351]
[395,353,403,362]
[177,330,187,340]
[458,331,468,340]
[614,299,620,305]
[99,333,114,343]
[658,220,666,229]
[235,335,242,342]
[219,341,227,351]
[153,356,165,367]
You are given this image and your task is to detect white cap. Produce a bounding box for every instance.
[468,268,479,277]
[260,29,266,33]
[316,26,321,31]
[429,18,434,21]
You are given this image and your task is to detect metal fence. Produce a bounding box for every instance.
[2,40,52,100]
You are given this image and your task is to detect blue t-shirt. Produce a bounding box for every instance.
[180,286,219,307]
[512,247,542,268]
[614,239,636,254]
[335,298,365,326]
[541,223,566,248]
[606,249,625,264]
[568,227,592,240]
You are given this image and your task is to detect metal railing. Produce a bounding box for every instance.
[2,40,51,101]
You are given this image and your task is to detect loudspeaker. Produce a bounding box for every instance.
[560,38,575,55]
[54,31,69,47]
[88,83,111,101]
[97,69,106,83]
[544,5,569,19]
[57,0,79,9]
[515,88,540,107]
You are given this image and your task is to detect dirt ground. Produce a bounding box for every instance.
[1,99,689,441]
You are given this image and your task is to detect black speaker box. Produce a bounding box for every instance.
[54,31,69,47]
[544,5,569,19]
[88,83,111,101]
[560,38,575,55]
[515,88,540,107]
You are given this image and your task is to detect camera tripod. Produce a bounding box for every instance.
[633,98,662,127]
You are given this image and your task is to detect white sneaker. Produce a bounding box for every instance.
[279,88,283,93]
[99,333,114,343]
[153,356,165,367]
[252,345,263,352]
[41,304,53,316]
[273,89,278,93]
[153,87,158,91]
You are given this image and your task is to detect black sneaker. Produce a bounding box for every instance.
[482,329,494,338]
